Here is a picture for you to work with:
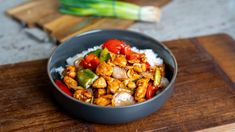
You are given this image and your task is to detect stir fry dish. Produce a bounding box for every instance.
[55,39,169,107]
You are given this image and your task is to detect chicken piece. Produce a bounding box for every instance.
[113,55,127,67]
[128,53,147,63]
[62,65,76,78]
[106,77,123,94]
[122,79,130,86]
[125,65,134,70]
[122,79,136,90]
[107,60,115,67]
[94,88,106,98]
[92,77,107,88]
[74,89,93,103]
[117,87,133,95]
[112,92,135,107]
[96,62,113,76]
[127,69,141,81]
[127,81,136,90]
[102,94,113,99]
[140,54,147,63]
[141,71,154,80]
[135,78,150,101]
[133,63,146,73]
[137,98,146,103]
[94,95,112,106]
[106,53,116,67]
[128,59,140,64]
[63,76,78,89]
[109,52,117,61]
[127,53,140,64]
[106,87,111,94]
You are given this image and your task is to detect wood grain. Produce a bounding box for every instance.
[43,15,87,34]
[60,18,133,42]
[196,34,235,85]
[0,34,235,131]
[197,123,235,132]
[7,0,59,27]
[6,0,171,42]
[36,12,62,29]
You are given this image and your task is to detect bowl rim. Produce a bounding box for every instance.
[47,29,178,109]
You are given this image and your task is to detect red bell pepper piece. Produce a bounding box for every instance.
[146,82,158,99]
[120,44,132,56]
[80,54,100,70]
[54,80,73,96]
[102,39,125,54]
[146,62,151,71]
[102,39,134,57]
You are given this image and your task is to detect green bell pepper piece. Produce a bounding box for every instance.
[100,48,111,62]
[87,49,102,57]
[77,69,98,88]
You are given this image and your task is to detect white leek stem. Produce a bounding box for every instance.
[139,6,161,22]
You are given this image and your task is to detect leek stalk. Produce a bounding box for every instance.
[59,0,161,22]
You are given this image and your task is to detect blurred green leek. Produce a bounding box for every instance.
[59,0,161,22]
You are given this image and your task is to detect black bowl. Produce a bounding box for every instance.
[47,29,177,124]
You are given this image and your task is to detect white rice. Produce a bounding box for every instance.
[131,47,163,66]
[55,45,163,75]
[55,66,64,79]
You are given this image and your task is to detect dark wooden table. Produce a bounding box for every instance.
[0,34,235,131]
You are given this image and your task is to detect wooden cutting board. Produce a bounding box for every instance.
[0,34,235,131]
[6,0,171,43]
